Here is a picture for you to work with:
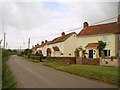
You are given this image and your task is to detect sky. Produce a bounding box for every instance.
[0,0,119,49]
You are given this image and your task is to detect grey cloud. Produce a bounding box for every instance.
[2,2,51,30]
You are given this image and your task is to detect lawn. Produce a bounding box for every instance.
[44,61,120,85]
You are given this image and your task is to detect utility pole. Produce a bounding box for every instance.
[0,39,2,48]
[28,38,30,49]
[3,33,5,49]
[6,42,8,49]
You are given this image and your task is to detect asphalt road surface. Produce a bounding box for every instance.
[8,55,118,88]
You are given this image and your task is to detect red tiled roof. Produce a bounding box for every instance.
[32,41,50,50]
[77,22,120,37]
[37,42,49,48]
[48,32,76,45]
[85,43,98,49]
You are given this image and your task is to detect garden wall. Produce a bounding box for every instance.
[100,58,120,67]
[82,58,100,65]
[46,57,76,64]
[76,57,100,65]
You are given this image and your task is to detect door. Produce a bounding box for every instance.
[89,50,93,58]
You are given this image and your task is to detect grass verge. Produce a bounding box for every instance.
[44,61,120,85]
[2,49,16,88]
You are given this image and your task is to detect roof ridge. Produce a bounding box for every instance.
[77,21,119,36]
[48,32,75,45]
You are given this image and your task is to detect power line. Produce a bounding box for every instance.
[92,16,117,25]
[31,16,117,40]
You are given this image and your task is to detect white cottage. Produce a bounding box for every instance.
[46,32,77,57]
[77,17,120,58]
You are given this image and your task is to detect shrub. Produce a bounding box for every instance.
[2,48,16,88]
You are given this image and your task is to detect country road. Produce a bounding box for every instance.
[8,55,118,88]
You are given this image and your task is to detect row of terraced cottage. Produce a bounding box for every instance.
[32,16,120,67]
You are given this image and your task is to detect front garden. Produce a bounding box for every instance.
[44,61,120,85]
[18,48,120,86]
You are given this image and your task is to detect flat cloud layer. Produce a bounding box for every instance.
[0,1,118,49]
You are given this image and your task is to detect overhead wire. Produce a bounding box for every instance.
[31,16,117,39]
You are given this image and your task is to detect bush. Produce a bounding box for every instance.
[2,48,16,88]
[2,49,11,59]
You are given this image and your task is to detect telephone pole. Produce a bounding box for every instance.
[3,33,6,49]
[6,42,8,49]
[0,39,2,48]
[28,38,30,49]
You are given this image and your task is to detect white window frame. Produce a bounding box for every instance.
[103,50,110,57]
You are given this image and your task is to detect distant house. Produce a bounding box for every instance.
[77,16,120,58]
[47,32,77,57]
[36,40,50,56]
[32,44,40,54]
[32,40,50,56]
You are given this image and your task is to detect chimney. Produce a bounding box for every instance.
[117,15,120,22]
[83,22,89,28]
[41,41,44,44]
[37,43,39,46]
[61,32,65,36]
[45,40,48,43]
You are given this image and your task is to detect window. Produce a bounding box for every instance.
[103,35,109,42]
[103,50,110,57]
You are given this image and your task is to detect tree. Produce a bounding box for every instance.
[74,48,80,57]
[23,49,32,57]
[74,46,87,57]
[12,50,17,55]
[7,49,12,53]
[97,40,106,57]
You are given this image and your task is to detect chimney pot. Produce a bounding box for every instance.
[61,32,65,36]
[83,22,89,28]
[45,40,48,43]
[37,43,39,46]
[41,41,44,44]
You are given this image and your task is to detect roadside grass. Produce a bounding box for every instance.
[44,61,120,85]
[2,49,16,89]
[28,59,40,63]
[44,61,68,67]
[25,56,46,63]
